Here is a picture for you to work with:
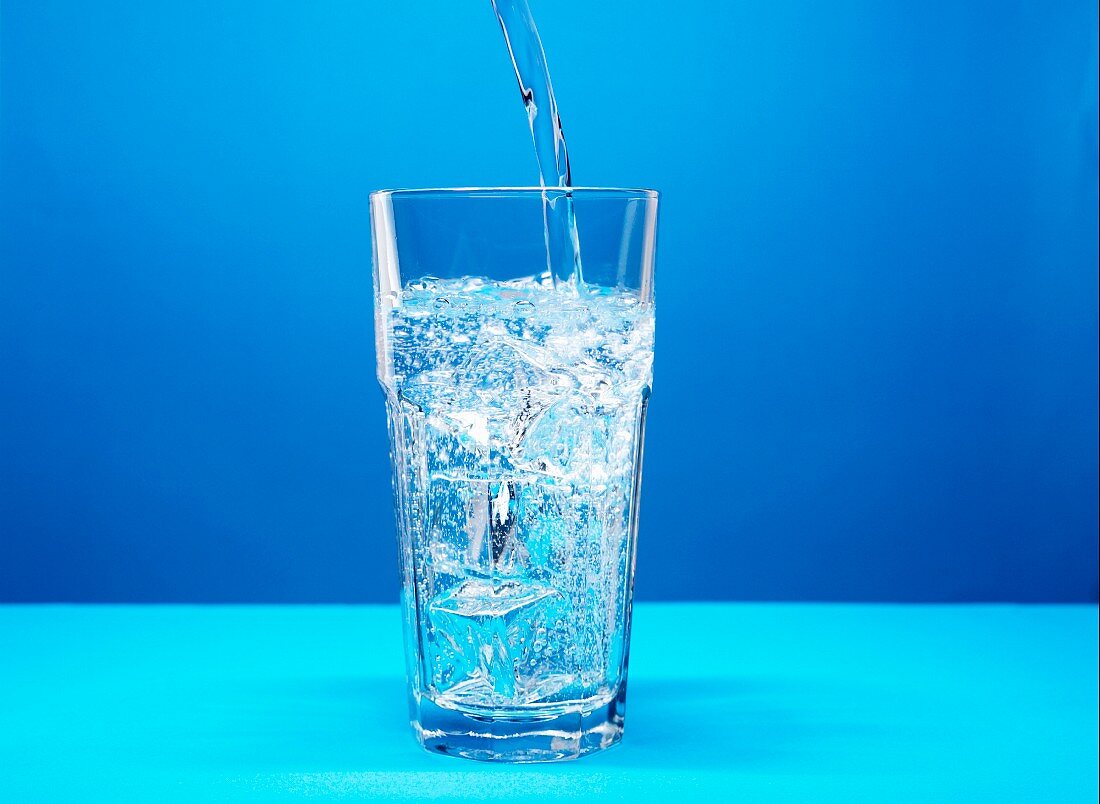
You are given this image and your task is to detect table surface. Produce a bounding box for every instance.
[1,603,1096,802]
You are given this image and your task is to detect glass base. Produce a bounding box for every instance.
[411,687,626,763]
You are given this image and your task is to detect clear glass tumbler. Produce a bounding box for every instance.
[371,187,657,762]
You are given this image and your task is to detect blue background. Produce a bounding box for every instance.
[1,1,1096,603]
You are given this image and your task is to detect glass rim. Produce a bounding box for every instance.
[371,186,659,201]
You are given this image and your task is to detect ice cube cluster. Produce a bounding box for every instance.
[379,276,653,712]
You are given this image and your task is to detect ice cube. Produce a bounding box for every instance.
[420,407,488,474]
[443,411,491,446]
[431,578,557,619]
[457,339,549,394]
[503,388,555,453]
[460,480,528,576]
[426,578,570,704]
[512,392,607,479]
[424,477,525,583]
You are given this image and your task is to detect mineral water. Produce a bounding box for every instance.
[382,276,654,715]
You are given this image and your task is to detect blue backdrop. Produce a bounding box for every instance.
[1,1,1096,602]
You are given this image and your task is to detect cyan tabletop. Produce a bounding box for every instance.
[1,603,1096,802]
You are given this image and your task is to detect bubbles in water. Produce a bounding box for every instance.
[382,275,653,712]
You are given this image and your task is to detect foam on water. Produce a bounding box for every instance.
[382,276,653,714]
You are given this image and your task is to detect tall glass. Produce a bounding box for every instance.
[371,188,657,762]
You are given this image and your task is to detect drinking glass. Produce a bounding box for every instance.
[371,187,657,762]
